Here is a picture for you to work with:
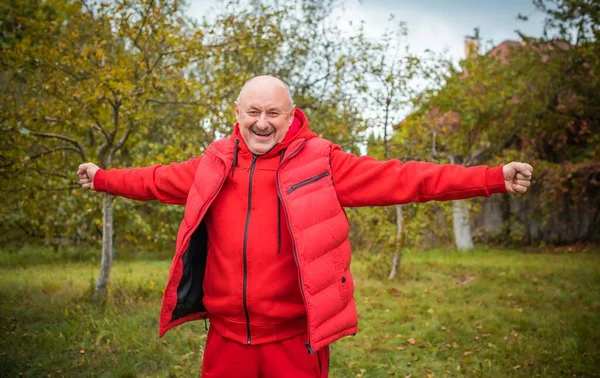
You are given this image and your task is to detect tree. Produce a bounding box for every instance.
[346,20,422,276]
[1,0,381,294]
[401,0,599,246]
[1,0,207,296]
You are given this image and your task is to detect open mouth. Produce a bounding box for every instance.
[252,130,273,137]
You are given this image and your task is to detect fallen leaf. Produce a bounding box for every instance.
[407,338,416,344]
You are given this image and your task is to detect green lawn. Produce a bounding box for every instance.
[0,248,598,377]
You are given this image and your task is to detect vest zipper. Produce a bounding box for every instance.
[168,158,229,330]
[287,171,330,194]
[277,149,286,254]
[231,138,240,177]
[242,154,258,344]
[275,140,316,355]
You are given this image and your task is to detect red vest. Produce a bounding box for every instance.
[159,137,357,353]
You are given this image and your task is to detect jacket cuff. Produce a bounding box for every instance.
[486,165,507,195]
[93,169,108,192]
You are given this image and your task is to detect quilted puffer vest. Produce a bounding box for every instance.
[159,137,357,353]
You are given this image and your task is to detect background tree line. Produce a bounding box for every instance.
[1,0,598,292]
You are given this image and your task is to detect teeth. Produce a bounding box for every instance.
[253,131,272,136]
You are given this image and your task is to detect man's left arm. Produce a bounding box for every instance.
[330,145,533,208]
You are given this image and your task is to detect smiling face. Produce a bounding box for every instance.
[234,76,295,155]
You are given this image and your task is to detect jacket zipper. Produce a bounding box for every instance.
[287,171,330,194]
[242,154,258,344]
[276,139,316,355]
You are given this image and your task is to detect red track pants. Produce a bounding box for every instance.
[201,328,330,378]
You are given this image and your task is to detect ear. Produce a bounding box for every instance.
[234,101,241,122]
[288,106,296,126]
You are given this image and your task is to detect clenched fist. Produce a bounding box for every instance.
[503,161,533,194]
[77,163,100,190]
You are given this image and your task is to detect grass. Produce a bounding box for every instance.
[0,248,598,377]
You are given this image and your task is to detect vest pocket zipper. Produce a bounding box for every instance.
[287,171,330,194]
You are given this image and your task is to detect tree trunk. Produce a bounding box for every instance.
[452,200,474,250]
[95,193,114,297]
[388,204,404,279]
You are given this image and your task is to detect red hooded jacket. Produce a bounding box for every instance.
[93,108,507,350]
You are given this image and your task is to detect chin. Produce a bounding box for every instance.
[249,140,277,155]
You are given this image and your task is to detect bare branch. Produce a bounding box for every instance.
[27,146,82,161]
[146,98,203,106]
[464,142,491,166]
[79,0,95,20]
[29,131,87,161]
[28,167,71,180]
[149,53,165,74]
[133,5,149,48]
[0,185,79,192]
[71,94,110,141]
[431,129,438,160]
[107,118,132,167]
[113,124,132,152]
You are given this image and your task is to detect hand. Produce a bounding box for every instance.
[77,162,100,190]
[503,161,533,194]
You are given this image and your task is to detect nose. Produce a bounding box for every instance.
[256,112,269,129]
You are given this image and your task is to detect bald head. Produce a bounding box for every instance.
[236,75,294,109]
[234,75,296,155]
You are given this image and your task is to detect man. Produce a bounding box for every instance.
[78,75,533,377]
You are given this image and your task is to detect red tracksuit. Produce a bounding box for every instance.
[93,109,507,377]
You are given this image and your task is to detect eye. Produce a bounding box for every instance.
[267,111,280,117]
[247,110,260,116]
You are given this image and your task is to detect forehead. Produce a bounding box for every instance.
[238,81,289,109]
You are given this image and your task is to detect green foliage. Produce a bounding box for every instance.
[0,0,374,251]
[1,0,207,249]
[395,2,600,245]
[1,0,598,255]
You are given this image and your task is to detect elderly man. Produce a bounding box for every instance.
[78,75,533,377]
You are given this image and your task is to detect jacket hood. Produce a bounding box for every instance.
[232,108,317,158]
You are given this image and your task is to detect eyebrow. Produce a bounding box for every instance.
[246,106,283,112]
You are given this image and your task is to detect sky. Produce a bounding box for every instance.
[187,0,547,64]
[186,0,548,144]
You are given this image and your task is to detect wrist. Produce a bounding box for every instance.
[486,165,507,194]
[93,169,108,192]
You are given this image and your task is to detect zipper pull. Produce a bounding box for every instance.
[247,154,258,172]
[305,342,314,355]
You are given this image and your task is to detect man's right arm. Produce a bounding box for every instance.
[78,157,201,205]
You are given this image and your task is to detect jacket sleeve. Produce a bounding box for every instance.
[330,145,507,208]
[92,157,201,205]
